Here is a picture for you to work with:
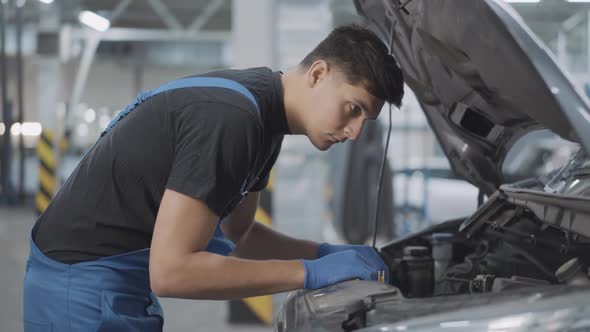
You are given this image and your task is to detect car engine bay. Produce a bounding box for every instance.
[381,150,590,299]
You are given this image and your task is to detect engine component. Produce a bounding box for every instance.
[491,276,550,292]
[555,257,590,286]
[397,246,434,297]
[471,274,496,293]
[431,232,454,281]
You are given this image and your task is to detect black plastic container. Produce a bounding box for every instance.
[396,246,434,297]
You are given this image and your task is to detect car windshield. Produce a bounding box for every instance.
[543,148,590,196]
[502,130,580,183]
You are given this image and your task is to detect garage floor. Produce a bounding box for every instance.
[0,207,271,332]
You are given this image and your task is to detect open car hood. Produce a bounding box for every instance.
[354,0,590,195]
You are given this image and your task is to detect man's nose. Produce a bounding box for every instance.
[345,118,364,141]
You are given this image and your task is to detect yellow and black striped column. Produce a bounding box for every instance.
[59,128,71,156]
[35,129,57,215]
[229,170,275,325]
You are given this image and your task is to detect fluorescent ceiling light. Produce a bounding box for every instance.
[78,10,111,32]
[504,0,541,2]
[38,0,54,3]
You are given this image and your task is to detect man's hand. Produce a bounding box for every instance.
[317,243,389,283]
[302,250,383,289]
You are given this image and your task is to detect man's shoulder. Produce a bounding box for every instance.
[165,85,261,120]
[173,97,263,140]
[192,67,272,80]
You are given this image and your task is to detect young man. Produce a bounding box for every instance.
[23,24,404,331]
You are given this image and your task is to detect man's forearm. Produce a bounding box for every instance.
[232,222,319,260]
[152,251,304,300]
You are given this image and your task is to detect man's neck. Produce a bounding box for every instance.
[281,69,305,135]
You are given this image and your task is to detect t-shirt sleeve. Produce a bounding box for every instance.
[165,102,261,217]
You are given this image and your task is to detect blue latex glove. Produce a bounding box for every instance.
[317,243,389,283]
[302,250,384,289]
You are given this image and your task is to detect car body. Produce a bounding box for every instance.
[276,0,590,331]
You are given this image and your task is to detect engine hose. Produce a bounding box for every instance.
[502,242,556,281]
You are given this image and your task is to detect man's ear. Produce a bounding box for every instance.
[306,60,329,88]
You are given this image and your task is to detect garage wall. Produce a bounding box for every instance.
[4,57,220,123]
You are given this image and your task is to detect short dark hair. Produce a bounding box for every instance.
[300,24,404,107]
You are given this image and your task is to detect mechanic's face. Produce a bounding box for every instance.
[302,61,384,151]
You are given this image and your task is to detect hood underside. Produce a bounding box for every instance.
[355,0,590,194]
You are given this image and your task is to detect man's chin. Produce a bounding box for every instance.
[308,136,331,151]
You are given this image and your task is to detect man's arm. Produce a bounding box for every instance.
[222,192,391,284]
[149,189,305,300]
[221,192,319,261]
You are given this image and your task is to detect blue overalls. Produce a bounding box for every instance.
[23,78,260,332]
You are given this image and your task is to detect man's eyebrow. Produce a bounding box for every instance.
[356,99,377,119]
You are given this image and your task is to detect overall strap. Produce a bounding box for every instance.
[100,77,260,137]
[150,77,259,109]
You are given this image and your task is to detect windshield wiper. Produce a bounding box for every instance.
[544,149,586,193]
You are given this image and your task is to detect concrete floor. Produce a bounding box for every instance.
[0,207,271,332]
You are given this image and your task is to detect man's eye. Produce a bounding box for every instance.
[351,105,362,115]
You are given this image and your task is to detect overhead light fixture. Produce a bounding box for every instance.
[78,10,111,32]
[504,0,541,2]
[0,122,42,137]
[37,0,54,4]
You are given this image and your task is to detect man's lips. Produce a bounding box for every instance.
[328,134,347,144]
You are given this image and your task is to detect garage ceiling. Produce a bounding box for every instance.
[6,0,590,65]
[12,0,588,45]
[79,0,232,30]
